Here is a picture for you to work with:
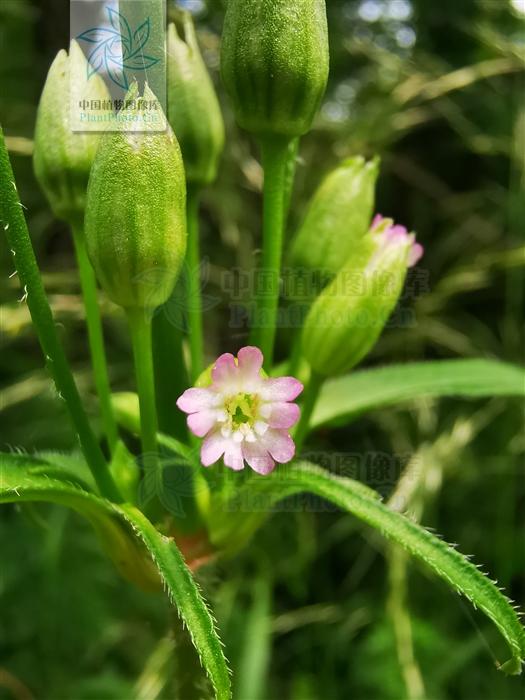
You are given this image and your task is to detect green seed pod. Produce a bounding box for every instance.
[220,0,329,138]
[33,40,110,225]
[290,156,380,278]
[85,84,187,310]
[302,216,423,376]
[167,15,224,186]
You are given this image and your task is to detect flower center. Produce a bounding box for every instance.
[225,393,259,429]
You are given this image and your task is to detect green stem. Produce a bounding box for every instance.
[249,136,292,367]
[294,370,324,451]
[152,294,189,442]
[186,186,204,382]
[71,223,118,454]
[126,309,160,471]
[0,127,121,502]
[287,331,303,377]
[282,137,299,223]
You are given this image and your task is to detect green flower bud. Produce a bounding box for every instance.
[33,40,110,224]
[85,84,187,310]
[220,0,329,138]
[167,16,224,186]
[302,216,424,376]
[290,156,380,278]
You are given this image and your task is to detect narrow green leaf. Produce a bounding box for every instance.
[117,505,231,700]
[0,453,160,589]
[0,454,231,696]
[312,359,525,428]
[211,461,525,675]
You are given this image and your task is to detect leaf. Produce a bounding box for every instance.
[107,7,132,45]
[210,461,525,675]
[133,18,150,54]
[19,450,96,491]
[117,505,232,699]
[121,55,159,71]
[0,454,232,696]
[312,359,525,429]
[77,27,118,44]
[0,453,159,590]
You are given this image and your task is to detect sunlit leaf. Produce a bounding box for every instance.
[312,359,525,429]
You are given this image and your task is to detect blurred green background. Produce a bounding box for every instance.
[1,0,524,698]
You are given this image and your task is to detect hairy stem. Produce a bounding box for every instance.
[71,223,118,454]
[294,370,324,451]
[186,186,204,381]
[0,128,121,502]
[249,136,292,367]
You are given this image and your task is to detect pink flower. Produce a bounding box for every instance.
[371,214,423,267]
[177,347,303,475]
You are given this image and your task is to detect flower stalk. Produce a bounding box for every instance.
[249,137,292,366]
[71,223,118,453]
[293,370,324,451]
[186,186,204,381]
[127,309,160,477]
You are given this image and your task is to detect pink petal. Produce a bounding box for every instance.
[211,353,238,389]
[408,242,424,267]
[187,410,217,438]
[387,224,408,240]
[200,431,228,466]
[237,346,263,380]
[177,387,218,414]
[266,401,300,429]
[242,441,275,475]
[372,214,383,228]
[223,442,245,471]
[260,377,303,402]
[264,429,295,464]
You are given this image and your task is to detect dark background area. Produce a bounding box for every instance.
[0,1,524,698]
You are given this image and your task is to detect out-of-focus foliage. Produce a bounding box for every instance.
[1,0,524,698]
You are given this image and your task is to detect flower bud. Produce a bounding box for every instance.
[85,84,187,310]
[220,0,329,138]
[290,156,380,278]
[167,16,224,186]
[33,40,110,225]
[302,216,423,376]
